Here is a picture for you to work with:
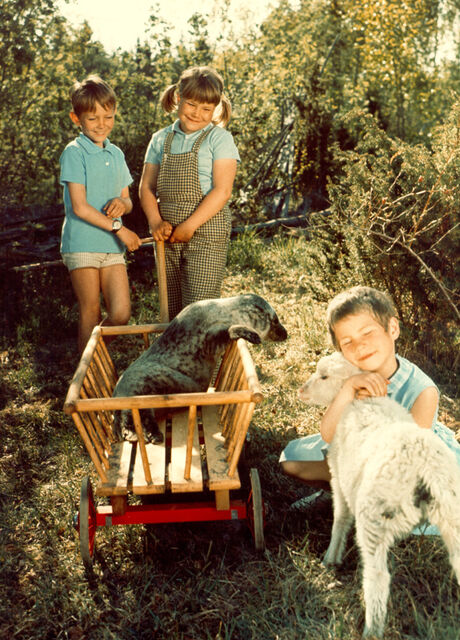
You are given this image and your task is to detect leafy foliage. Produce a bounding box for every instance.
[322,105,459,367]
[0,0,458,359]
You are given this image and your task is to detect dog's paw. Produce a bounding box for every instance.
[140,409,164,444]
[145,429,164,444]
[228,325,262,344]
[122,428,138,442]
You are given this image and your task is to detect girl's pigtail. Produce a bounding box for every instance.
[160,84,179,113]
[214,93,232,127]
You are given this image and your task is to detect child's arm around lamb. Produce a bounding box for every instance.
[320,372,390,443]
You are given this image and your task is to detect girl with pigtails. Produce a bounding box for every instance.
[139,66,240,320]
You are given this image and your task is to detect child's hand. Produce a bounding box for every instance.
[150,220,173,241]
[343,372,389,400]
[169,220,196,243]
[117,227,142,252]
[104,197,130,219]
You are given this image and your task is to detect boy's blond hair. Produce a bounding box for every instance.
[327,286,398,349]
[70,75,116,117]
[160,66,232,126]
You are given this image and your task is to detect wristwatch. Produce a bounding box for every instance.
[111,219,123,233]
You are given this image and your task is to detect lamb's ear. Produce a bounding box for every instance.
[228,325,262,344]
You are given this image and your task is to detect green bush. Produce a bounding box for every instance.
[322,104,460,371]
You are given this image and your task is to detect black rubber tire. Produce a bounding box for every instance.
[248,468,265,551]
[79,476,97,569]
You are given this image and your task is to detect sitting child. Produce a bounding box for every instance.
[280,286,460,527]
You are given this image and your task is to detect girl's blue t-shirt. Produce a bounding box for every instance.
[389,355,460,465]
[60,133,132,253]
[388,355,439,424]
[144,121,240,195]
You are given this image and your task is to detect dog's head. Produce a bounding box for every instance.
[202,294,287,354]
[232,294,288,343]
[298,352,361,406]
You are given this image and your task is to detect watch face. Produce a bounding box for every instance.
[112,219,122,232]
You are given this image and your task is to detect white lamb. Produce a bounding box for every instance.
[298,352,460,639]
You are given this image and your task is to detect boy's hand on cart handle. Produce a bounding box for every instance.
[118,227,142,251]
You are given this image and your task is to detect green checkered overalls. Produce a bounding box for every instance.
[157,126,232,319]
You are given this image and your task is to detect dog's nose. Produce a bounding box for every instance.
[270,323,288,341]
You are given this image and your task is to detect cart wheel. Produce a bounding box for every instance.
[79,476,97,569]
[248,468,265,551]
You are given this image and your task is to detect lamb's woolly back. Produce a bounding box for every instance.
[299,352,361,406]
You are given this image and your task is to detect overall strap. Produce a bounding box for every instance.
[163,131,175,155]
[191,125,214,153]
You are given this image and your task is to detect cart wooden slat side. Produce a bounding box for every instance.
[64,324,264,511]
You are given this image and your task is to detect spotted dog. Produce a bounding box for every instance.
[112,294,287,442]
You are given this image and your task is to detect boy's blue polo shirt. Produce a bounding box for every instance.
[60,133,132,253]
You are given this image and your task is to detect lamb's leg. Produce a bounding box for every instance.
[430,511,460,583]
[356,518,392,639]
[443,534,460,585]
[323,481,354,566]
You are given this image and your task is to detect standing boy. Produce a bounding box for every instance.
[60,75,141,353]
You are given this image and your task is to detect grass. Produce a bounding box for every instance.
[0,231,459,639]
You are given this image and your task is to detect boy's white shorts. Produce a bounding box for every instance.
[61,252,125,271]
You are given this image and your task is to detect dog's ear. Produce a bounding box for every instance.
[228,325,262,344]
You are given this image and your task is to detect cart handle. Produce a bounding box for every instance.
[140,238,169,324]
[154,240,169,323]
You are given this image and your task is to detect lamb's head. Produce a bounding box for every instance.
[298,352,361,406]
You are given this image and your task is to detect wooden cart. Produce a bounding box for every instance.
[64,242,266,568]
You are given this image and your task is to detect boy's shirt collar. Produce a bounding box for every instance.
[77,132,115,154]
[387,355,401,382]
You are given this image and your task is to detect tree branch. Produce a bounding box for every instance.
[365,227,460,321]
